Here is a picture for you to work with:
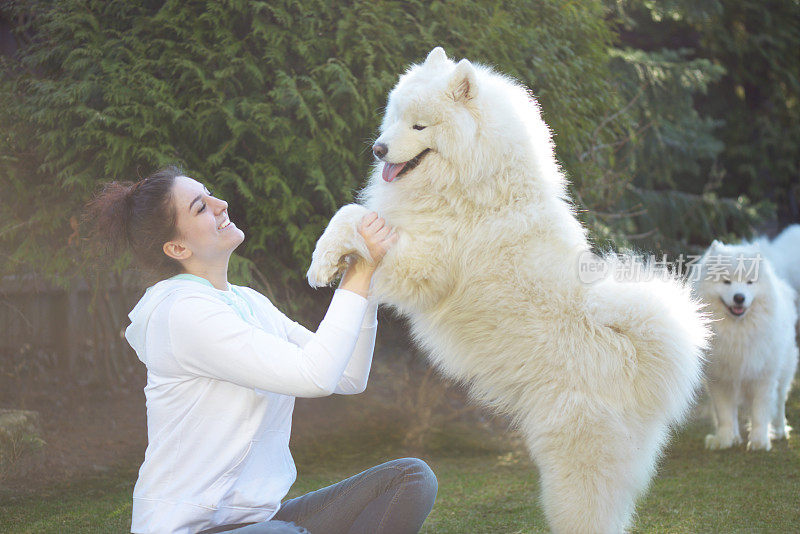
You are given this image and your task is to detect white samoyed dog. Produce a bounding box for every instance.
[307,47,710,533]
[692,240,798,451]
[756,224,800,331]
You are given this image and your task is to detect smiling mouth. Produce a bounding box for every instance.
[218,218,231,230]
[381,149,431,182]
[722,299,747,317]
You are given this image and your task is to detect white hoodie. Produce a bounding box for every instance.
[124,274,376,534]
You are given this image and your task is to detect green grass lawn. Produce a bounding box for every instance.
[2,390,798,533]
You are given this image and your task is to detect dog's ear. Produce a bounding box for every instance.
[709,239,722,250]
[425,47,448,66]
[448,59,477,102]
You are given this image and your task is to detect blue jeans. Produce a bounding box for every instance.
[199,458,438,534]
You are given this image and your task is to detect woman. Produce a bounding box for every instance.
[84,166,437,534]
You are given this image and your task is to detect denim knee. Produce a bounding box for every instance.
[396,457,438,505]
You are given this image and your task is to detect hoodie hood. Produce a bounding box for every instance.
[125,279,214,363]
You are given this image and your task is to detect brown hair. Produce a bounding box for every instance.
[83,165,184,280]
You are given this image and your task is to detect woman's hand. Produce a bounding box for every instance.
[358,212,398,265]
[338,212,398,298]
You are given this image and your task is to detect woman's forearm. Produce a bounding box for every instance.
[338,259,375,298]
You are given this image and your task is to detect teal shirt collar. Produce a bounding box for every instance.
[168,273,257,324]
[169,273,232,292]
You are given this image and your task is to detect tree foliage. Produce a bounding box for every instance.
[696,0,800,223]
[0,0,619,292]
[0,0,789,298]
[608,0,799,239]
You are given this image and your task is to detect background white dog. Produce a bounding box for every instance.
[692,240,798,451]
[757,224,800,332]
[308,47,710,534]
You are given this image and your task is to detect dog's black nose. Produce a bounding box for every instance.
[373,143,388,159]
[733,293,745,304]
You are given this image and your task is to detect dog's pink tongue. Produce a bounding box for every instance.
[382,162,406,182]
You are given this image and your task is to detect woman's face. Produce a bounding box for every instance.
[165,175,245,265]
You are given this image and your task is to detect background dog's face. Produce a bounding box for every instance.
[694,241,764,319]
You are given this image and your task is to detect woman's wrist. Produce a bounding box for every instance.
[338,259,375,298]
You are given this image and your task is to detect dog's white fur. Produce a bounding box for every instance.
[692,240,798,451]
[308,48,710,533]
[756,224,800,331]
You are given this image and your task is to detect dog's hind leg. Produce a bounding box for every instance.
[772,345,798,440]
[529,418,665,534]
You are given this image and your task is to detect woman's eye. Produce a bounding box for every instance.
[198,203,206,213]
[413,124,426,131]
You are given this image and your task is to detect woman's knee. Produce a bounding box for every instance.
[394,458,438,502]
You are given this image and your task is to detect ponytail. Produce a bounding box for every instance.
[83,166,184,280]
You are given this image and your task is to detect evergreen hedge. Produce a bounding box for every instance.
[0,0,771,297]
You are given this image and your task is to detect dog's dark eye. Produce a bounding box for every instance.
[746,280,753,285]
[413,124,426,131]
[723,280,731,285]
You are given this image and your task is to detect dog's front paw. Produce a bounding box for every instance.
[307,249,350,288]
[307,204,371,288]
[704,431,741,450]
[307,225,353,287]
